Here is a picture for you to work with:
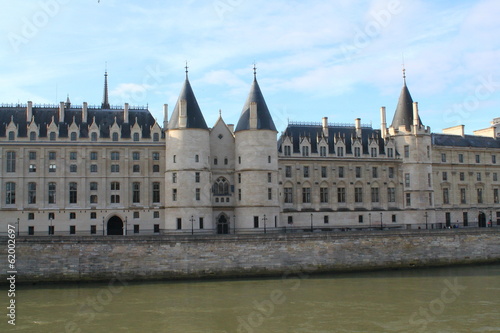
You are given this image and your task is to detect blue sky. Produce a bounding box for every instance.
[1,0,499,134]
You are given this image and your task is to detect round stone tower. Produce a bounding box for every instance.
[234,71,280,231]
[165,71,212,232]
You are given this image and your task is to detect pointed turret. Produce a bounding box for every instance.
[235,68,277,132]
[390,69,422,131]
[101,71,110,109]
[167,70,208,130]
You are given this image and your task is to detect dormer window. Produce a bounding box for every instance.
[70,132,77,141]
[302,146,309,157]
[320,146,327,157]
[8,131,14,141]
[112,132,119,141]
[153,133,159,142]
[284,146,291,156]
[133,133,140,142]
[91,132,97,142]
[50,132,56,141]
[30,131,36,141]
[337,146,344,157]
[354,146,361,157]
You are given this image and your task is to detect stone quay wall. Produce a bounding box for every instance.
[1,229,499,283]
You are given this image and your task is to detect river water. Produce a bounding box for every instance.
[3,264,499,333]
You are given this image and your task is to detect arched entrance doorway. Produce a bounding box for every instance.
[107,216,124,235]
[478,212,486,228]
[217,214,229,234]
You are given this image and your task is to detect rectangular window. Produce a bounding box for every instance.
[253,216,259,228]
[152,165,159,173]
[372,167,378,178]
[460,188,466,204]
[90,164,98,173]
[320,187,328,203]
[387,148,393,158]
[371,188,379,203]
[28,182,36,204]
[48,182,56,204]
[199,217,204,229]
[90,212,97,219]
[354,187,363,203]
[29,151,37,160]
[195,172,200,183]
[441,153,446,162]
[29,164,36,173]
[337,188,346,203]
[463,212,468,227]
[267,188,272,200]
[172,172,177,184]
[458,154,464,163]
[70,226,76,235]
[443,188,449,204]
[477,172,482,181]
[90,152,98,160]
[460,172,465,181]
[320,146,327,157]
[405,193,411,206]
[405,173,410,187]
[133,225,139,234]
[176,218,182,230]
[91,225,97,234]
[285,166,292,178]
[196,188,200,201]
[388,167,394,179]
[111,164,119,173]
[28,226,34,235]
[303,166,309,178]
[49,164,56,172]
[268,173,272,183]
[428,173,432,187]
[153,211,160,219]
[302,146,309,157]
[371,147,377,157]
[70,152,77,160]
[172,189,177,201]
[152,182,161,203]
[284,187,293,203]
[110,195,120,204]
[492,155,497,164]
[111,152,120,160]
[442,172,448,181]
[404,145,410,158]
[69,164,77,173]
[48,151,56,160]
[321,166,327,178]
[358,215,363,223]
[477,188,483,204]
[324,216,329,224]
[494,173,498,181]
[6,182,15,205]
[238,189,241,201]
[287,216,293,225]
[354,146,361,157]
[132,164,140,173]
[154,224,160,233]
[284,146,291,156]
[110,182,120,191]
[302,188,311,203]
[354,167,361,178]
[69,182,77,204]
[6,151,16,172]
[132,152,140,160]
[338,166,344,178]
[337,146,344,157]
[195,154,199,162]
[388,188,395,203]
[494,189,499,204]
[132,182,140,203]
[475,154,480,163]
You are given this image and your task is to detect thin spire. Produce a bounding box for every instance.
[185,61,189,79]
[101,67,110,109]
[402,54,406,85]
[253,62,257,80]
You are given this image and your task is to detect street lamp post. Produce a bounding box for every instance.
[380,212,383,230]
[310,214,313,232]
[263,214,267,234]
[124,216,128,235]
[190,215,195,235]
[425,211,428,230]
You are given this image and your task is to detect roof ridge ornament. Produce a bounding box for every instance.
[253,62,257,80]
[185,61,189,79]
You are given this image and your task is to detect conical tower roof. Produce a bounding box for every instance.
[235,72,277,132]
[390,70,422,131]
[167,73,208,130]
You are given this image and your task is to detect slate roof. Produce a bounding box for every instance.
[278,123,385,155]
[432,133,500,148]
[167,77,208,130]
[235,77,277,132]
[0,105,157,139]
[390,80,423,131]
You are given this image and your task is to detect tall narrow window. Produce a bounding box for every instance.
[354,187,363,203]
[91,132,97,141]
[371,188,379,203]
[196,188,201,201]
[337,187,346,203]
[48,182,56,204]
[5,182,15,205]
[70,132,77,141]
[132,182,140,203]
[388,188,395,203]
[404,145,409,158]
[152,182,160,203]
[8,131,15,141]
[321,166,327,178]
[320,187,328,203]
[302,187,311,203]
[133,133,140,141]
[69,182,77,204]
[284,187,293,203]
[443,188,449,204]
[28,182,37,204]
[112,132,119,141]
[6,151,16,172]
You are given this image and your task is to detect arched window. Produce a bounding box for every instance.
[213,177,229,196]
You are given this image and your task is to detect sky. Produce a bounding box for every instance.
[0,0,499,134]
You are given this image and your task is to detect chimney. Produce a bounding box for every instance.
[413,102,419,133]
[82,102,88,123]
[227,124,234,133]
[322,117,329,137]
[179,99,187,128]
[26,101,33,122]
[124,103,129,123]
[380,106,387,138]
[163,104,168,129]
[59,101,65,123]
[355,118,361,137]
[249,102,257,129]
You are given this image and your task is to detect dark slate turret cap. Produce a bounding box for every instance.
[167,69,208,130]
[390,69,422,131]
[235,69,277,132]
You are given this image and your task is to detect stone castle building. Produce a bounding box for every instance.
[1,69,499,235]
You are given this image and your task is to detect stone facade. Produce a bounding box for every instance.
[0,70,500,235]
